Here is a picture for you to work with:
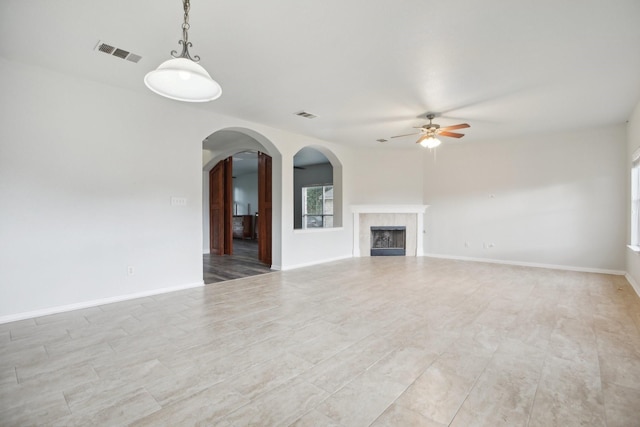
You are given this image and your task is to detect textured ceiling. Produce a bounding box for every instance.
[2,0,639,148]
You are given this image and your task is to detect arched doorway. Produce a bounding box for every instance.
[202,128,282,282]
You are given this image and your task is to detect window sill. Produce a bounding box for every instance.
[627,245,640,253]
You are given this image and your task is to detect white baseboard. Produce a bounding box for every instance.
[625,273,640,298]
[424,253,626,276]
[0,281,205,324]
[281,255,352,271]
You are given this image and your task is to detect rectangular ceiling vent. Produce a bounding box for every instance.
[126,53,142,63]
[294,111,318,119]
[94,41,142,63]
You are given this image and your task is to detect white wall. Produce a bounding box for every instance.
[0,58,356,319]
[626,100,640,291]
[423,126,627,272]
[0,58,205,319]
[349,148,424,204]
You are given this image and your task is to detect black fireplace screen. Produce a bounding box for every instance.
[370,226,406,256]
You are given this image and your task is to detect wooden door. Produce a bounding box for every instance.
[209,157,233,255]
[258,152,272,266]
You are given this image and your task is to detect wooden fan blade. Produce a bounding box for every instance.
[439,131,464,138]
[390,132,420,138]
[439,123,470,131]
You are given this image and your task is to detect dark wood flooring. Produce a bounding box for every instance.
[203,239,272,284]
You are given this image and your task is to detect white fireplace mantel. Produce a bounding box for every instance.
[351,204,429,257]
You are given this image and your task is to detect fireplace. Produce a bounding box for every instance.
[351,205,429,257]
[371,226,406,256]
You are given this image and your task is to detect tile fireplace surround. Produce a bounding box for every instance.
[351,205,429,257]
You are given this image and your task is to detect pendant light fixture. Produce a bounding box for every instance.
[144,0,222,102]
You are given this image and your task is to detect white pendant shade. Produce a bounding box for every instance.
[144,57,222,102]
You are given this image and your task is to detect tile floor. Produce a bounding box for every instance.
[1,257,640,426]
[203,239,272,284]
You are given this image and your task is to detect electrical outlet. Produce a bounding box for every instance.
[127,266,135,276]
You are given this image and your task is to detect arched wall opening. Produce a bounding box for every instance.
[202,127,282,270]
[293,146,343,230]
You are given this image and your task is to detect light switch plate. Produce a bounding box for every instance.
[170,197,187,206]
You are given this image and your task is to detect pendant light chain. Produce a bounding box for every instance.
[171,0,200,62]
[182,0,190,43]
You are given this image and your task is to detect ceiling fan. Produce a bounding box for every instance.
[388,114,470,148]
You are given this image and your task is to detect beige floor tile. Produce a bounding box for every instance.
[0,341,48,370]
[63,384,160,426]
[93,357,173,385]
[528,355,605,427]
[1,258,639,425]
[107,329,180,355]
[449,340,545,427]
[143,361,223,407]
[131,382,249,426]
[45,340,115,366]
[299,334,395,393]
[8,323,72,347]
[549,316,599,363]
[368,345,439,386]
[224,377,329,426]
[0,366,16,386]
[289,409,342,426]
[602,381,640,427]
[288,324,371,364]
[370,403,446,427]
[34,309,97,327]
[394,350,490,425]
[316,370,408,427]
[16,361,99,390]
[0,386,70,426]
[599,353,640,391]
[0,318,36,334]
[231,352,313,400]
[595,327,640,359]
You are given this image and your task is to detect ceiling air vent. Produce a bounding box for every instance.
[97,43,115,54]
[294,111,318,119]
[112,48,130,59]
[126,53,142,63]
[94,40,142,63]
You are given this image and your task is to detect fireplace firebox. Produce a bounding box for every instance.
[370,226,406,256]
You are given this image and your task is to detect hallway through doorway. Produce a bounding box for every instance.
[203,239,272,284]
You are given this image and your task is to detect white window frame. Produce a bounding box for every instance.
[302,185,333,229]
[630,148,640,252]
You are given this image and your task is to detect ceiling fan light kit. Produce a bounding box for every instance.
[145,0,222,102]
[387,113,470,149]
[419,135,441,148]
